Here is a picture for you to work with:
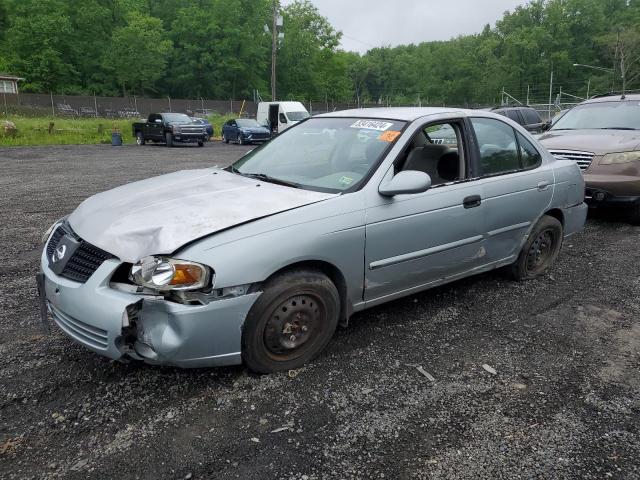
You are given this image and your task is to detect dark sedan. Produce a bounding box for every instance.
[222,119,271,145]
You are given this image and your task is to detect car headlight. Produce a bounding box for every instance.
[129,257,211,291]
[601,151,640,165]
[42,216,67,243]
[172,125,181,133]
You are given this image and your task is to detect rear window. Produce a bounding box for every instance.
[521,109,541,125]
[502,110,522,124]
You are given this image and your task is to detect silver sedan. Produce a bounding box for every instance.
[38,108,587,373]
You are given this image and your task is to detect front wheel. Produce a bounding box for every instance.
[197,140,204,147]
[165,132,174,147]
[237,134,245,146]
[510,215,563,280]
[222,132,229,144]
[136,132,145,146]
[241,270,340,373]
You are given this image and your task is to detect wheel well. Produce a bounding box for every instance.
[544,208,564,227]
[265,260,351,327]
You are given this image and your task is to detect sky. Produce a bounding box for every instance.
[281,0,531,53]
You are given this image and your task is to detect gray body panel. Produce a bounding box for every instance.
[41,108,587,367]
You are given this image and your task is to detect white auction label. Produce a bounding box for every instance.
[350,120,394,131]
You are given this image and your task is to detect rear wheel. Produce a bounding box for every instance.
[241,270,339,373]
[165,132,173,147]
[136,131,145,146]
[630,201,640,225]
[510,215,563,280]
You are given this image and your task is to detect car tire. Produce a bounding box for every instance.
[136,132,145,146]
[197,140,204,147]
[223,133,229,144]
[630,200,640,225]
[165,133,173,147]
[241,269,340,374]
[237,134,245,146]
[510,215,563,281]
[204,134,210,142]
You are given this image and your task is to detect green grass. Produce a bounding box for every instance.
[0,113,237,147]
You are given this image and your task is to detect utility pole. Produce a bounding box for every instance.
[548,71,554,120]
[271,0,280,102]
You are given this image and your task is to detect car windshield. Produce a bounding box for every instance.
[287,111,310,122]
[231,117,406,193]
[237,119,260,128]
[551,101,640,130]
[163,113,192,123]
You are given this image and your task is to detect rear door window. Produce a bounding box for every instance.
[471,118,521,176]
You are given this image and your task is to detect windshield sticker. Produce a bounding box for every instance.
[350,120,394,131]
[378,130,401,142]
[339,176,354,186]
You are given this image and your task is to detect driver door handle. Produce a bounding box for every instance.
[463,195,482,209]
[537,181,551,191]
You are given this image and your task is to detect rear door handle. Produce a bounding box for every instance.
[537,181,551,191]
[463,195,482,209]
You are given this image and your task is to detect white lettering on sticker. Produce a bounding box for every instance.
[350,120,394,131]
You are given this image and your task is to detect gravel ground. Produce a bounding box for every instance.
[1,143,639,480]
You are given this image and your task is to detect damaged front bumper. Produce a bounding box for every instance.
[39,249,261,368]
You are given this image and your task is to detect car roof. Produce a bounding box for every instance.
[314,107,473,122]
[583,93,640,104]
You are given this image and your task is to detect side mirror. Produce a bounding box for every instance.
[542,121,552,131]
[379,170,432,197]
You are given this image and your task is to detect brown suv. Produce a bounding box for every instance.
[538,94,640,222]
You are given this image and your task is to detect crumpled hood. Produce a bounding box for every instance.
[538,129,640,155]
[69,168,336,263]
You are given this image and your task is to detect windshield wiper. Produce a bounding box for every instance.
[241,172,301,189]
[599,127,638,131]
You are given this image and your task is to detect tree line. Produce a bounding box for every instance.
[0,0,638,106]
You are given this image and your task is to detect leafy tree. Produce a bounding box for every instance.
[103,12,173,95]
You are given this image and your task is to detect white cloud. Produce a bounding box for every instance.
[281,0,530,53]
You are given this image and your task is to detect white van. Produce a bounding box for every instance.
[257,101,310,134]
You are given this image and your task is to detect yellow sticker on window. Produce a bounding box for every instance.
[378,130,401,142]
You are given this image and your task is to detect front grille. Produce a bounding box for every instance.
[46,223,114,283]
[49,304,109,350]
[549,150,595,171]
[250,133,270,139]
[180,126,204,135]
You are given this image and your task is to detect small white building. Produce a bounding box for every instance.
[0,74,24,94]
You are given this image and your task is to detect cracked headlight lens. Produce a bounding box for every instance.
[130,257,211,291]
[601,151,640,165]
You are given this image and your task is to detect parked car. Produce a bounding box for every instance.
[221,118,271,145]
[191,117,213,141]
[132,113,206,147]
[491,106,547,133]
[38,108,586,373]
[538,94,640,222]
[257,101,310,134]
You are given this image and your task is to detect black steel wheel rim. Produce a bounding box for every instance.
[526,228,555,273]
[263,294,325,361]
